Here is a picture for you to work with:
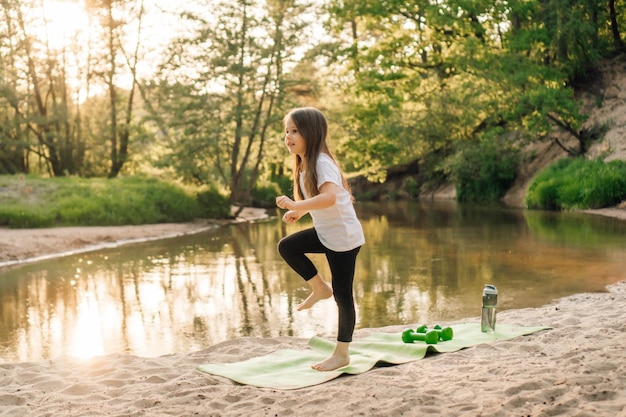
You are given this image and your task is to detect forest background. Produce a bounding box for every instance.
[1,0,626,226]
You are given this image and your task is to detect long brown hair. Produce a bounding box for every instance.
[284,107,352,201]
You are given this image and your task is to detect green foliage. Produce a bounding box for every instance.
[272,174,293,196]
[511,80,588,153]
[0,206,55,228]
[354,190,377,202]
[0,176,229,228]
[196,188,231,219]
[251,181,282,208]
[525,158,626,210]
[2,0,624,204]
[56,177,201,225]
[324,0,611,178]
[336,99,407,177]
[153,0,312,205]
[449,139,520,203]
[403,177,420,199]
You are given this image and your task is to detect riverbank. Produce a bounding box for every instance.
[0,207,269,269]
[0,280,623,416]
[0,206,625,416]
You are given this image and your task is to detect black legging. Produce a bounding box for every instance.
[277,227,361,343]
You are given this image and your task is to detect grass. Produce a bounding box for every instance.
[525,157,626,210]
[0,175,231,229]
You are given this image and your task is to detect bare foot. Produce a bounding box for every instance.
[311,354,350,372]
[312,341,350,372]
[297,275,333,311]
[297,286,333,310]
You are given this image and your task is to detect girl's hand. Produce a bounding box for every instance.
[282,210,301,224]
[276,195,296,210]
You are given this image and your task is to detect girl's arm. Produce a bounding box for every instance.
[276,182,340,212]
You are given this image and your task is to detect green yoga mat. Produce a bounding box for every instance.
[197,323,550,390]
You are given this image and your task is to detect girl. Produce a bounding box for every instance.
[276,107,365,372]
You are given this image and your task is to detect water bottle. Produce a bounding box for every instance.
[481,284,498,333]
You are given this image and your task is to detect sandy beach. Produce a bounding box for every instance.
[1,208,625,416]
[0,207,269,268]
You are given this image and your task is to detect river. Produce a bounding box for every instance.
[0,201,624,363]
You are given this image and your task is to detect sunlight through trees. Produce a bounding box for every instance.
[0,0,624,204]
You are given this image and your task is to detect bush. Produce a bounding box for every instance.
[0,206,55,228]
[196,187,231,219]
[272,175,292,196]
[51,177,204,225]
[404,177,420,199]
[251,181,281,207]
[136,178,203,222]
[449,139,520,202]
[354,190,376,201]
[525,158,626,210]
[0,176,217,228]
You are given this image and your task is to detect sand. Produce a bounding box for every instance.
[1,208,625,416]
[0,207,268,268]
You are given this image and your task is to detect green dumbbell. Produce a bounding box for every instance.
[416,324,454,341]
[401,328,439,344]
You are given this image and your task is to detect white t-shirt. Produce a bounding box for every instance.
[299,153,365,252]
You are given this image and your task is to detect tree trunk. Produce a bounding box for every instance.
[608,0,625,52]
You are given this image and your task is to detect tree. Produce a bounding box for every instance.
[0,0,87,176]
[608,0,625,52]
[0,1,29,174]
[153,0,312,205]
[85,0,147,178]
[323,0,616,179]
[324,0,520,178]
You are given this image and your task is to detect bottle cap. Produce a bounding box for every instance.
[483,284,498,295]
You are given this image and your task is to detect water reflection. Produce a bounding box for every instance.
[1,201,625,363]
